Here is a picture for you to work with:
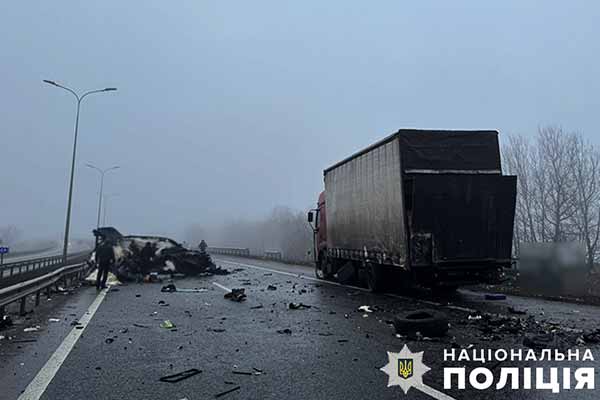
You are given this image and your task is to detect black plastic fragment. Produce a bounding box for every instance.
[159,368,202,383]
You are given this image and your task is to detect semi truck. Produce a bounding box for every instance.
[308,129,517,292]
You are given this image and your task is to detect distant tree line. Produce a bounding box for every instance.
[503,126,600,269]
[184,206,313,263]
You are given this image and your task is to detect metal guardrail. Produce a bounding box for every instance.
[0,255,64,280]
[0,261,91,315]
[209,246,312,266]
[264,250,283,260]
[0,250,92,281]
[207,247,251,257]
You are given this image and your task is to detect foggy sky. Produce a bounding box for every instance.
[1,1,599,241]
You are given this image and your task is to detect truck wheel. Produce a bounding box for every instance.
[365,262,385,292]
[315,259,333,280]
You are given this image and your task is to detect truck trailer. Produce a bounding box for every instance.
[308,129,517,292]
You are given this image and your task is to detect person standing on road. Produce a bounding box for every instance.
[199,239,207,253]
[96,239,115,290]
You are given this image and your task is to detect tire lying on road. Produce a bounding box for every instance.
[393,309,449,337]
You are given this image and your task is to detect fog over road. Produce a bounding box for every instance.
[1,256,598,400]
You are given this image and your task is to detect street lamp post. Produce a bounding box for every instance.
[43,80,117,265]
[102,193,119,226]
[86,164,119,228]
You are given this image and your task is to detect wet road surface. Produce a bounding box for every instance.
[1,256,599,399]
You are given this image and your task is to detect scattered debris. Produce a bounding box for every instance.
[232,370,253,376]
[161,284,177,293]
[160,320,176,329]
[288,302,311,310]
[393,310,449,337]
[224,288,247,302]
[1,315,14,330]
[507,306,527,315]
[523,333,565,350]
[581,329,600,344]
[84,270,121,287]
[159,368,202,383]
[357,305,373,313]
[485,293,507,301]
[215,386,241,398]
[11,339,37,343]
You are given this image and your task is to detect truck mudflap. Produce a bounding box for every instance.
[408,174,517,266]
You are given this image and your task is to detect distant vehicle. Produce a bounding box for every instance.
[308,129,517,292]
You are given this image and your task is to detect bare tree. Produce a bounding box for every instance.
[571,134,600,269]
[503,126,600,268]
[536,126,578,242]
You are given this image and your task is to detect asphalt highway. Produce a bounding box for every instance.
[1,256,599,399]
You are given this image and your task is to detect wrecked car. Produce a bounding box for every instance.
[92,227,227,281]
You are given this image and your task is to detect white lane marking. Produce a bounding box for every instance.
[212,282,232,292]
[215,258,368,292]
[18,289,109,400]
[215,258,462,312]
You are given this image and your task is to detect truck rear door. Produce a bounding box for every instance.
[407,174,516,264]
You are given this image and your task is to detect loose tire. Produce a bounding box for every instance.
[393,309,449,337]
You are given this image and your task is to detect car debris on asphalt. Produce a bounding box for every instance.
[214,385,241,398]
[23,326,40,332]
[357,305,373,313]
[288,302,311,310]
[1,315,14,330]
[224,288,246,302]
[158,368,202,383]
[92,227,229,282]
[507,306,527,315]
[160,320,176,329]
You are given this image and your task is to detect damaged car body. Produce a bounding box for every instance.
[92,227,227,281]
[308,129,517,292]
